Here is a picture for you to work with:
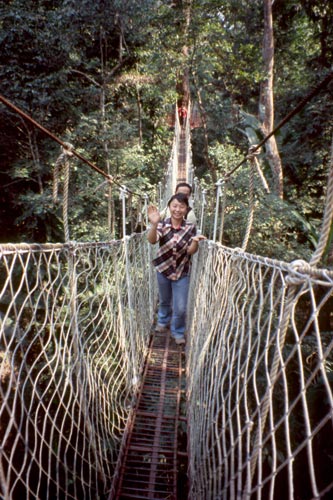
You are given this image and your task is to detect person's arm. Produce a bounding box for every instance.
[147,224,159,244]
[147,205,161,244]
[187,234,206,255]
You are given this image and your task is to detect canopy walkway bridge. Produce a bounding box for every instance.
[0,95,333,500]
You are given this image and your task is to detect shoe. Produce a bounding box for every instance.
[155,324,170,333]
[175,337,186,345]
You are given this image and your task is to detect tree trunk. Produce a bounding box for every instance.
[136,87,143,146]
[192,74,217,183]
[175,0,191,106]
[181,0,191,106]
[25,124,44,194]
[259,0,283,198]
[99,28,114,237]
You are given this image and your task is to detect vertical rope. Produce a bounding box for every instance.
[124,236,138,386]
[143,194,149,228]
[108,180,113,240]
[128,193,133,234]
[213,180,223,242]
[137,197,143,232]
[53,144,74,242]
[119,186,138,385]
[53,155,62,204]
[310,135,333,266]
[199,189,207,234]
[120,187,127,239]
[219,181,227,243]
[63,159,70,243]
[0,453,8,499]
[241,156,255,251]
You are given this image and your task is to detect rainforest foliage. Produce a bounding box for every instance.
[0,0,333,262]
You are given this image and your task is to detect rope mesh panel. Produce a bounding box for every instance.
[187,242,333,500]
[1,235,333,499]
[0,236,157,499]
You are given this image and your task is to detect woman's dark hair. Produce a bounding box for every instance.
[168,193,189,207]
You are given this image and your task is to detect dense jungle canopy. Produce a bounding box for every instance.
[0,0,333,263]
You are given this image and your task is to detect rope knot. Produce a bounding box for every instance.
[230,247,245,261]
[233,247,245,253]
[62,142,74,156]
[286,259,311,286]
[246,145,261,160]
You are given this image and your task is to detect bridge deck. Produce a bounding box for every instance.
[114,330,187,499]
[177,127,187,183]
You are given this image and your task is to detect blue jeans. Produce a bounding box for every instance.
[156,272,190,339]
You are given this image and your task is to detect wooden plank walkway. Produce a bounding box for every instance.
[177,128,187,183]
[114,330,187,499]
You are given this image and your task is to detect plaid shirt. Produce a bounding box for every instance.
[152,218,196,280]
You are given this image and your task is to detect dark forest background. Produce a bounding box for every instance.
[1,0,333,263]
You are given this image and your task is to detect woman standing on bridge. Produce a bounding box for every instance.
[147,193,206,345]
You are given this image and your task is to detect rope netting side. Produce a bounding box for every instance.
[0,234,157,500]
[186,241,333,500]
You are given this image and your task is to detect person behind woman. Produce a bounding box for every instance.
[159,182,197,225]
[147,193,206,345]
